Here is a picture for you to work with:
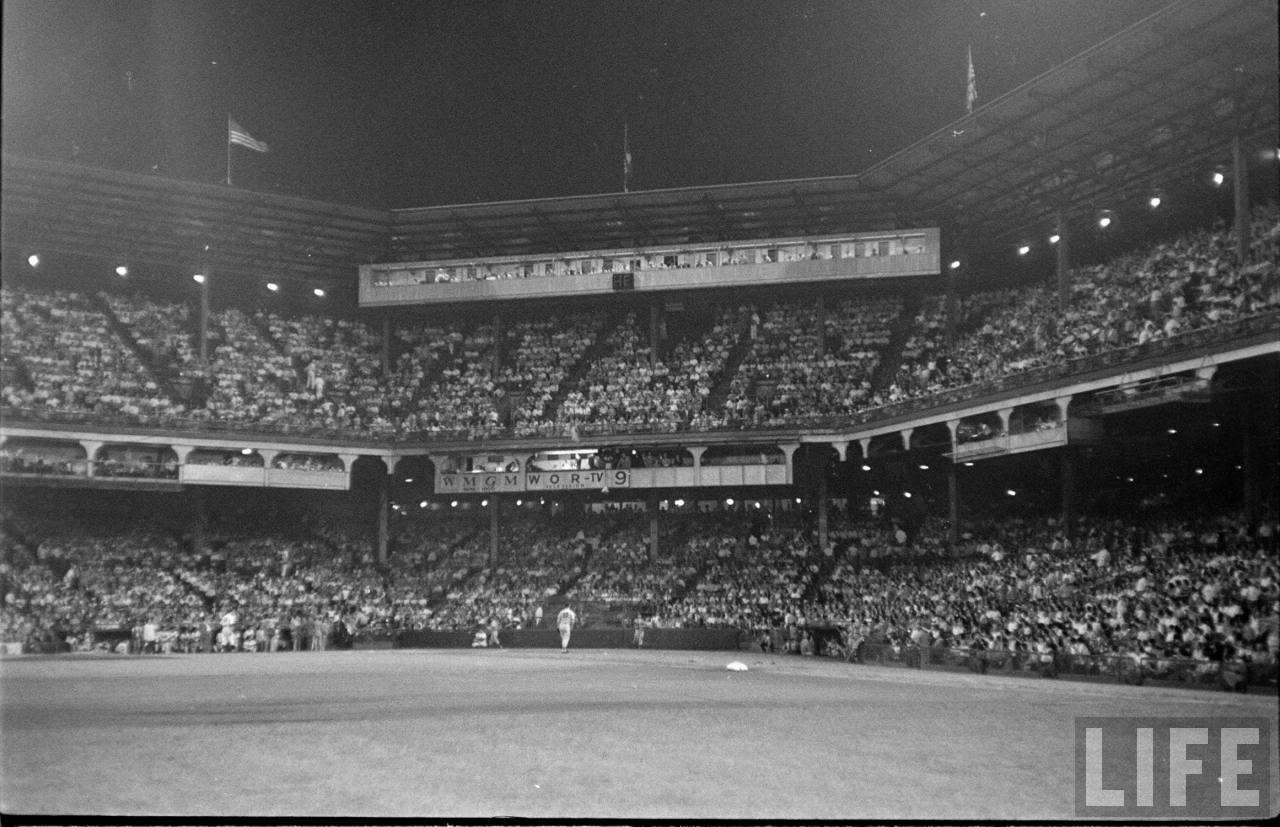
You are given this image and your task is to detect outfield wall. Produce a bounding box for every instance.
[393,628,740,651]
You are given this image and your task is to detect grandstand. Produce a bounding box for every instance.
[2,0,1279,819]
[2,0,1277,658]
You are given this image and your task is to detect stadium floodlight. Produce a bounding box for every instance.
[673,498,685,507]
[1017,244,1031,256]
[419,500,427,508]
[27,254,40,268]
[115,265,129,277]
[919,464,930,470]
[1096,209,1113,229]
[1195,468,1204,476]
[963,462,975,467]
[725,498,735,506]
[948,259,961,270]
[313,287,325,298]
[450,500,458,507]
[1148,193,1162,209]
[903,491,912,498]
[192,273,206,284]
[266,282,279,292]
[861,464,871,471]
[1212,167,1226,186]
[1006,489,1017,496]
[1048,233,1061,245]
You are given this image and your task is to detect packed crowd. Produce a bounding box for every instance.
[6,498,1273,683]
[3,209,1277,438]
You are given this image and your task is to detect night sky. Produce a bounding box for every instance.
[3,0,1172,210]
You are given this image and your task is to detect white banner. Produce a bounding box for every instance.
[524,469,630,491]
[436,472,523,493]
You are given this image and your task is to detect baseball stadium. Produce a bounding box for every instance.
[2,0,1278,821]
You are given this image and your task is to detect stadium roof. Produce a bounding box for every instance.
[2,0,1276,286]
[387,0,1278,260]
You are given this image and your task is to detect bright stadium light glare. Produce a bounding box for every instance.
[1097,210,1113,229]
[313,287,325,298]
[192,273,206,284]
[1148,195,1162,208]
[450,500,458,507]
[266,282,279,292]
[725,498,735,506]
[1017,244,1031,256]
[948,259,961,270]
[1006,489,1017,496]
[673,498,685,507]
[1212,169,1226,186]
[115,265,129,277]
[419,500,427,508]
[1048,233,1061,245]
[861,464,871,471]
[27,254,40,268]
[240,448,253,455]
[903,491,912,498]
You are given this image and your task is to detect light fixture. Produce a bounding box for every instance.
[403,477,413,483]
[115,265,129,277]
[1212,168,1226,186]
[1048,233,1061,245]
[872,490,881,497]
[948,259,961,270]
[903,491,912,498]
[481,499,488,507]
[918,464,930,470]
[240,448,253,455]
[1017,244,1031,256]
[313,287,325,298]
[861,464,871,472]
[725,498,735,506]
[27,254,40,268]
[1006,489,1016,496]
[1148,191,1163,209]
[673,498,684,507]
[419,500,428,508]
[1097,209,1114,229]
[1167,428,1177,435]
[192,274,206,284]
[1194,468,1204,476]
[450,500,458,507]
[266,282,279,292]
[963,462,974,467]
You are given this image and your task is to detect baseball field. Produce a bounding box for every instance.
[1,647,1276,820]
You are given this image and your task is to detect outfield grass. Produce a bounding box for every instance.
[1,648,1276,820]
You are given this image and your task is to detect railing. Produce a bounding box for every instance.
[2,311,1276,445]
[846,641,1275,691]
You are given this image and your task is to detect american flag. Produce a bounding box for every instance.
[966,46,977,115]
[228,117,269,153]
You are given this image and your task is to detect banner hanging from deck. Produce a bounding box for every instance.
[436,471,524,493]
[525,469,630,491]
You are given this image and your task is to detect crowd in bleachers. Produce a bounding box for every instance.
[3,210,1277,439]
[3,501,1275,686]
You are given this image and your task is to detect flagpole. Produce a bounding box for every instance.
[623,121,630,193]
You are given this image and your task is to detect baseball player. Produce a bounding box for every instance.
[556,604,577,652]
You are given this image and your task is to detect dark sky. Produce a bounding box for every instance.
[3,0,1172,210]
